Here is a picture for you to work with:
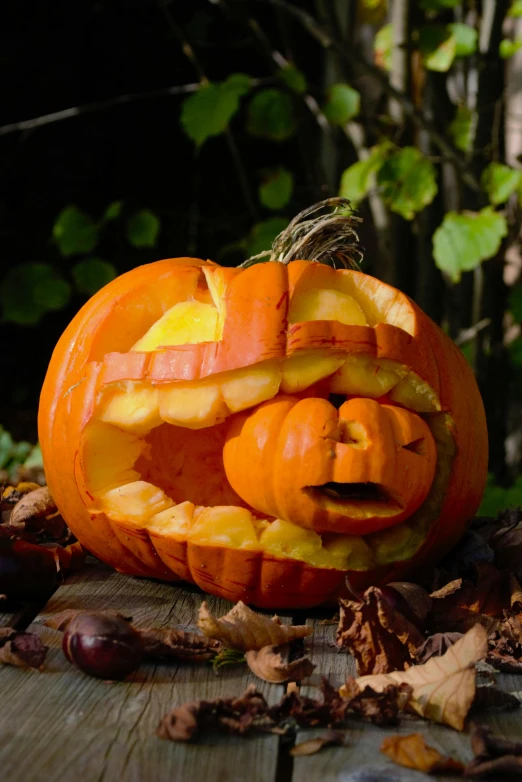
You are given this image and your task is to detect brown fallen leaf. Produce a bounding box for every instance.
[290,730,344,756]
[0,628,48,670]
[245,644,315,683]
[489,509,522,572]
[197,600,312,651]
[269,677,350,727]
[8,486,57,531]
[51,541,86,572]
[141,628,222,662]
[430,565,510,634]
[337,586,425,675]
[415,633,464,664]
[345,625,489,731]
[465,724,522,778]
[510,575,522,609]
[342,677,412,726]
[158,684,271,742]
[381,733,464,774]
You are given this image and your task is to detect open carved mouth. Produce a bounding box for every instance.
[306,482,402,508]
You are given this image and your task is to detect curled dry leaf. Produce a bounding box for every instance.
[290,730,344,757]
[345,625,489,731]
[269,677,350,728]
[510,575,522,609]
[342,677,412,726]
[430,565,509,634]
[245,644,315,683]
[386,582,432,625]
[337,586,425,675]
[51,541,86,573]
[415,632,464,664]
[197,600,312,651]
[489,509,522,572]
[0,628,48,670]
[465,724,522,778]
[381,733,465,774]
[141,628,222,663]
[8,486,57,531]
[158,684,271,742]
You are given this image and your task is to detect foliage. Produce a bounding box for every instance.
[478,474,522,517]
[1,203,160,325]
[433,209,507,283]
[0,427,42,480]
[180,73,251,146]
[323,84,360,126]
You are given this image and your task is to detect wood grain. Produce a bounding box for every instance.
[291,620,522,782]
[0,561,288,782]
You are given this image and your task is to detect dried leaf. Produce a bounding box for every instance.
[158,684,270,742]
[141,628,222,662]
[51,541,85,572]
[510,575,522,608]
[489,509,522,571]
[198,600,312,651]
[0,629,48,670]
[342,676,412,726]
[337,586,425,675]
[430,565,510,633]
[465,725,522,778]
[381,733,465,774]
[290,730,344,756]
[386,582,432,624]
[348,625,489,730]
[245,644,315,683]
[269,677,350,727]
[9,486,57,531]
[415,633,464,664]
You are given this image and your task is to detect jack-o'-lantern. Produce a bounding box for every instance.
[38,201,488,608]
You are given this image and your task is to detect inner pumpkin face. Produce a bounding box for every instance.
[74,259,459,575]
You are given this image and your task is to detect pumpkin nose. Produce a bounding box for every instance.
[223,395,437,536]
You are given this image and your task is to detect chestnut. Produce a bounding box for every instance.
[62,611,144,680]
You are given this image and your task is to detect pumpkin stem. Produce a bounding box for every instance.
[241,198,363,270]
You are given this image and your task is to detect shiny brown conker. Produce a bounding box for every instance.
[62,611,144,680]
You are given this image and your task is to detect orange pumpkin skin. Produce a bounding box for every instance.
[38,258,488,608]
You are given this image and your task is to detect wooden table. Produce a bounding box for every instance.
[1,560,521,782]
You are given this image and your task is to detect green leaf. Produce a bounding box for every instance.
[376,146,438,220]
[478,473,522,517]
[23,443,43,470]
[181,73,251,146]
[339,143,391,205]
[72,258,118,295]
[374,24,392,71]
[500,39,522,59]
[323,84,361,126]
[52,206,99,257]
[246,217,289,258]
[433,208,508,283]
[449,105,473,152]
[279,65,307,94]
[246,89,296,141]
[482,162,522,205]
[448,23,477,57]
[103,201,123,220]
[0,262,71,325]
[509,287,522,322]
[509,0,522,17]
[258,168,294,210]
[126,210,160,248]
[0,428,14,469]
[419,25,457,72]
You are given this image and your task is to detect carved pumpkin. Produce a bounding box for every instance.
[38,202,488,608]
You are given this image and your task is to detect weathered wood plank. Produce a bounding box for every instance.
[0,561,287,782]
[292,620,522,782]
